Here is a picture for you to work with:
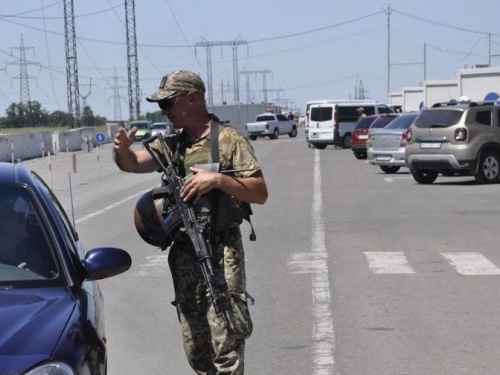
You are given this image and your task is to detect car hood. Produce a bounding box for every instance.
[0,288,75,374]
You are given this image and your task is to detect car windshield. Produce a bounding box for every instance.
[413,110,463,128]
[0,184,61,287]
[152,124,166,129]
[384,113,419,129]
[132,122,149,129]
[354,117,377,130]
[370,115,398,129]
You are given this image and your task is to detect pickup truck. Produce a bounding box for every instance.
[246,113,297,140]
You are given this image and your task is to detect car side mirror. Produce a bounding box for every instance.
[81,247,132,281]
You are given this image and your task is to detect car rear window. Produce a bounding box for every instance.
[370,115,397,129]
[413,110,463,128]
[256,115,275,122]
[384,113,419,129]
[311,107,333,122]
[354,117,377,129]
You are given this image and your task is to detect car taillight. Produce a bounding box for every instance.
[400,132,408,147]
[333,110,338,128]
[407,128,412,142]
[265,123,269,131]
[455,128,467,141]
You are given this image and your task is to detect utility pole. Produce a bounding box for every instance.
[106,68,126,122]
[239,69,273,104]
[195,38,248,105]
[7,34,41,127]
[262,88,283,105]
[125,0,141,121]
[386,5,391,102]
[263,88,284,105]
[63,0,80,128]
[79,78,96,110]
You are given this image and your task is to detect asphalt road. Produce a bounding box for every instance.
[25,131,500,374]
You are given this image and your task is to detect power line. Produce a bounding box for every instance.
[0,3,124,19]
[0,1,61,18]
[391,8,500,37]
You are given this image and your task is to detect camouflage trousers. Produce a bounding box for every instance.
[168,227,253,375]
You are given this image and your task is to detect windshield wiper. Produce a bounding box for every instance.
[0,285,14,290]
[430,123,448,128]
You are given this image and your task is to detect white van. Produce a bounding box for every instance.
[307,101,394,149]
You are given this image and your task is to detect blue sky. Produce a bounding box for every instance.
[0,0,499,121]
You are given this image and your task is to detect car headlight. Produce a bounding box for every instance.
[26,362,75,375]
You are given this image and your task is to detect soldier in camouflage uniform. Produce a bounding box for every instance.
[113,70,268,374]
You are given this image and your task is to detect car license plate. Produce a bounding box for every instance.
[376,155,391,161]
[358,134,368,139]
[420,142,441,149]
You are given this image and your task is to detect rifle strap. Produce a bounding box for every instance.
[209,120,221,245]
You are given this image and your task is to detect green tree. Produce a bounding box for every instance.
[81,105,95,127]
[4,101,49,128]
[27,101,49,127]
[48,110,71,127]
[80,105,107,127]
[144,110,166,123]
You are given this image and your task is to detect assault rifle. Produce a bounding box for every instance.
[143,134,231,324]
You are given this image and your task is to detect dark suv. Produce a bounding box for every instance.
[405,101,500,184]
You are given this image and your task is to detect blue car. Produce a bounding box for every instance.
[0,162,131,375]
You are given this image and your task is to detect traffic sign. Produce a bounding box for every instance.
[95,132,106,144]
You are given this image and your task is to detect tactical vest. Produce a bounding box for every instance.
[176,122,253,235]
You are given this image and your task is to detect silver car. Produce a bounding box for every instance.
[405,101,500,184]
[368,112,419,173]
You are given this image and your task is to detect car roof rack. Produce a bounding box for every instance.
[431,100,496,109]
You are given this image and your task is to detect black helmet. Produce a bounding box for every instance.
[134,191,182,248]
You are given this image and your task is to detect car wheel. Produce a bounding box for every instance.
[271,128,279,139]
[380,166,400,174]
[411,169,438,184]
[353,151,367,160]
[289,126,298,138]
[314,144,327,150]
[475,151,500,184]
[249,135,257,141]
[342,134,351,149]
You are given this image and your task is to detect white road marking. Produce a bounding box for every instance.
[441,252,500,275]
[75,190,148,224]
[383,176,413,183]
[364,252,416,274]
[135,254,170,276]
[288,149,335,375]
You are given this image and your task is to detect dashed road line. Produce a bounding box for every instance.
[134,254,170,276]
[364,251,416,274]
[288,149,336,375]
[441,252,500,276]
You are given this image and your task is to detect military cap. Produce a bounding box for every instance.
[146,70,206,102]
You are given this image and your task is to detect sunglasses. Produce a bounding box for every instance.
[158,92,188,111]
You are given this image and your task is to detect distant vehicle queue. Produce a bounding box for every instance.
[304,98,500,185]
